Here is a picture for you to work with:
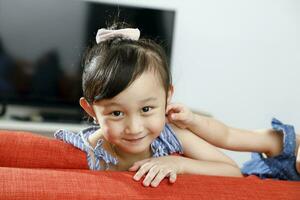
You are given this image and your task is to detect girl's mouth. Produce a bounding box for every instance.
[123,136,146,143]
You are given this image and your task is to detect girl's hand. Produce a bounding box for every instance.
[128,156,181,187]
[166,103,195,129]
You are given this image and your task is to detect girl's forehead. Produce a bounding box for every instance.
[99,71,166,106]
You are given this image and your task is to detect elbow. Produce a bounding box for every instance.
[209,162,243,178]
[231,166,243,177]
[220,154,240,169]
[232,170,243,178]
[222,164,243,178]
[227,158,240,169]
[217,158,242,177]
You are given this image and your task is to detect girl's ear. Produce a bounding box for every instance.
[79,97,96,118]
[167,85,174,104]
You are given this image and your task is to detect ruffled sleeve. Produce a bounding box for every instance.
[151,124,184,158]
[54,126,118,170]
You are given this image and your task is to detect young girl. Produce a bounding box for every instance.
[55,24,300,187]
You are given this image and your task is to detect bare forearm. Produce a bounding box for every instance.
[178,156,242,177]
[188,114,230,148]
[187,114,284,155]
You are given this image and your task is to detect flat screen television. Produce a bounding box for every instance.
[0,0,175,122]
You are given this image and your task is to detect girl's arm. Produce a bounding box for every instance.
[167,103,282,156]
[188,115,281,155]
[171,123,242,176]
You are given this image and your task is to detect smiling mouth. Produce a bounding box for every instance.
[123,136,146,142]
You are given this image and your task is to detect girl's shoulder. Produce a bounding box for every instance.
[151,123,184,156]
[54,126,117,170]
[164,123,192,143]
[162,123,203,154]
[54,126,99,152]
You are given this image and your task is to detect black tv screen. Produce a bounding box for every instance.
[0,0,175,113]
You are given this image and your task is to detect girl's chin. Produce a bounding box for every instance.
[119,142,152,154]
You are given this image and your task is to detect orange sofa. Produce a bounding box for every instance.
[0,130,299,200]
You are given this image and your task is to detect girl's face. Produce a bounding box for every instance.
[91,70,171,155]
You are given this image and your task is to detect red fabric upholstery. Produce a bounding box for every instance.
[0,130,299,199]
[0,131,88,169]
[1,167,299,200]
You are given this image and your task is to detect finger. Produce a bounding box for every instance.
[128,165,139,172]
[133,162,154,181]
[128,158,151,171]
[166,103,183,113]
[166,111,174,123]
[150,169,169,187]
[166,109,184,122]
[167,113,185,128]
[142,165,160,187]
[168,171,177,183]
[169,112,185,121]
[166,104,175,113]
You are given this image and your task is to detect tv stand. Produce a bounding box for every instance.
[38,110,84,123]
[0,105,89,137]
[0,102,6,117]
[0,119,89,137]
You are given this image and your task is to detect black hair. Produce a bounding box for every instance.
[82,23,171,104]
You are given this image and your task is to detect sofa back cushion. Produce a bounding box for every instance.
[1,167,300,200]
[0,130,88,169]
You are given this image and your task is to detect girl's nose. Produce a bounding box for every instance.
[124,116,144,135]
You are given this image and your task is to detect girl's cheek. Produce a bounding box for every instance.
[147,114,166,134]
[102,120,123,139]
[102,127,116,142]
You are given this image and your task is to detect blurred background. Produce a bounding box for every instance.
[0,0,299,166]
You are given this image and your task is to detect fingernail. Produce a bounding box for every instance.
[170,178,176,183]
[133,175,139,181]
[151,183,158,187]
[143,182,149,187]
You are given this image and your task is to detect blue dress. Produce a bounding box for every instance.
[54,123,184,170]
[241,118,300,181]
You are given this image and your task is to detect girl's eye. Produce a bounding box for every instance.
[111,111,123,117]
[142,106,152,113]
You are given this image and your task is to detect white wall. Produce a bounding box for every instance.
[94,0,300,166]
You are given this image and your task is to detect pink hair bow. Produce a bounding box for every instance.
[96,28,140,44]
